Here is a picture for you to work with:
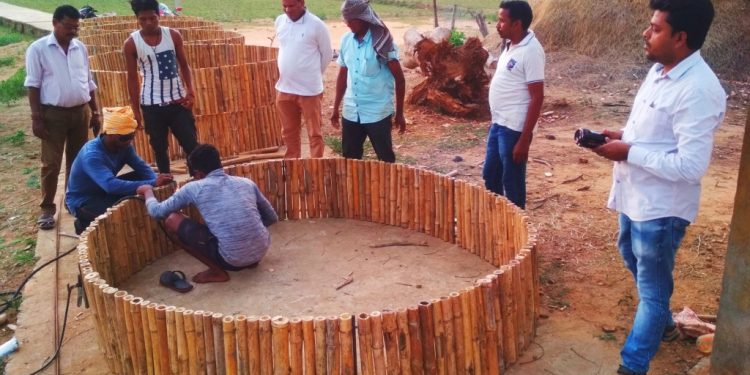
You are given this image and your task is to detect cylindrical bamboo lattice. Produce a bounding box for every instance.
[79,159,537,374]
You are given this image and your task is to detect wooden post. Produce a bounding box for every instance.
[381,310,400,375]
[223,315,238,375]
[357,313,375,375]
[213,313,227,375]
[247,316,262,375]
[396,308,412,375]
[301,316,316,375]
[272,316,291,375]
[432,0,439,27]
[712,106,750,374]
[339,313,356,375]
[450,4,457,30]
[406,307,423,374]
[475,12,489,38]
[418,301,437,373]
[176,307,190,375]
[259,316,274,375]
[326,316,341,374]
[236,315,249,375]
[289,317,303,375]
[313,316,327,374]
[369,311,387,375]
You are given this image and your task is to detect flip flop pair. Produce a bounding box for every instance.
[159,270,193,293]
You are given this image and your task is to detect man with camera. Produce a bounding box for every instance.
[588,1,726,374]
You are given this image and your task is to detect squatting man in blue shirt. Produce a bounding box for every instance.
[137,144,279,284]
[588,0,726,374]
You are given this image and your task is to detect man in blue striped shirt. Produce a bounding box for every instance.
[137,144,279,283]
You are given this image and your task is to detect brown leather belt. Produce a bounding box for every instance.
[41,103,87,111]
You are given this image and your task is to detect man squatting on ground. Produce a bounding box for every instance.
[482,0,544,210]
[589,1,726,374]
[331,0,406,163]
[275,0,332,158]
[25,5,102,230]
[66,107,173,234]
[138,144,279,283]
[124,0,198,174]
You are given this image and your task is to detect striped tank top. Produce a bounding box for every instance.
[131,27,185,105]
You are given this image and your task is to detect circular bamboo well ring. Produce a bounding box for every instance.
[78,158,538,374]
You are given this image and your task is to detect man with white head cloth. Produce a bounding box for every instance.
[66,107,173,233]
[330,0,406,163]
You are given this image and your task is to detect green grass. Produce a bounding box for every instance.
[2,0,497,22]
[448,29,466,46]
[25,174,40,189]
[0,68,26,105]
[22,167,34,175]
[598,332,617,342]
[1,130,26,146]
[324,135,342,155]
[0,23,34,46]
[0,56,15,67]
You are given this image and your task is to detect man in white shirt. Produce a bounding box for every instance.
[275,0,332,158]
[25,5,101,230]
[591,1,726,374]
[483,0,544,209]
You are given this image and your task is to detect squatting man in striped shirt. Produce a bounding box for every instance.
[137,144,279,284]
[124,0,198,174]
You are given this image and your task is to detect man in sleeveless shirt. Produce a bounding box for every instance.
[124,0,198,174]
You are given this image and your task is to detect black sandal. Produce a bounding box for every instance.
[159,270,194,293]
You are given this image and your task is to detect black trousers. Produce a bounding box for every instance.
[141,103,198,173]
[341,115,395,163]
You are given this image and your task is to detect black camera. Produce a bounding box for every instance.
[574,128,607,149]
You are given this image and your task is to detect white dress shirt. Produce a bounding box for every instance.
[488,31,545,132]
[275,11,332,96]
[24,34,97,108]
[607,51,726,223]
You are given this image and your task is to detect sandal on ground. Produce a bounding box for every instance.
[662,324,681,342]
[159,270,193,293]
[37,213,56,230]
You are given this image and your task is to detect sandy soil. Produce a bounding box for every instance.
[4,17,749,375]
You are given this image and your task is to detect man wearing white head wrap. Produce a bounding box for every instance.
[66,107,173,234]
[331,0,406,162]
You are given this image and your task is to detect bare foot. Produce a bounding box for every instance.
[192,268,229,283]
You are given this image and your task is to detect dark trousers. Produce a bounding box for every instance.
[72,171,139,234]
[141,103,198,173]
[341,115,395,163]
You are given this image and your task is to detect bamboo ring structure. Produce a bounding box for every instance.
[80,16,283,165]
[78,158,539,374]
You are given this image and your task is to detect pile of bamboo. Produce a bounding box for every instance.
[81,15,283,165]
[78,159,538,374]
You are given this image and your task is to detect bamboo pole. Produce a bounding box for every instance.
[235,315,249,375]
[167,306,179,375]
[130,297,148,375]
[439,297,457,375]
[183,309,199,375]
[213,313,227,375]
[301,316,316,375]
[326,316,341,374]
[247,316,262,375]
[313,316,327,375]
[156,304,171,375]
[339,313,355,375]
[115,292,136,374]
[449,292,466,374]
[357,313,374,375]
[193,311,207,375]
[369,311,387,375]
[202,311,217,375]
[480,280,500,375]
[406,307,423,374]
[260,315,275,375]
[431,298,446,375]
[173,307,189,375]
[142,300,156,375]
[381,310,400,375]
[396,308,412,375]
[272,316,291,375]
[459,289,475,374]
[418,301,437,373]
[289,317,303,375]
[223,315,238,375]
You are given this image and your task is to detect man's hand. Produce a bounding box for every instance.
[177,92,195,110]
[602,129,623,141]
[155,173,174,187]
[512,136,532,164]
[90,112,102,136]
[394,113,406,135]
[133,109,144,131]
[31,115,48,139]
[330,108,340,129]
[136,184,153,197]
[593,140,630,161]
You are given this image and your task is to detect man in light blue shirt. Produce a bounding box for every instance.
[591,1,726,374]
[330,0,405,163]
[138,144,279,283]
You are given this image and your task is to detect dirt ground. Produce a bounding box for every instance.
[2,18,749,375]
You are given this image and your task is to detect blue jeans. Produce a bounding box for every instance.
[482,124,526,209]
[618,214,689,374]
